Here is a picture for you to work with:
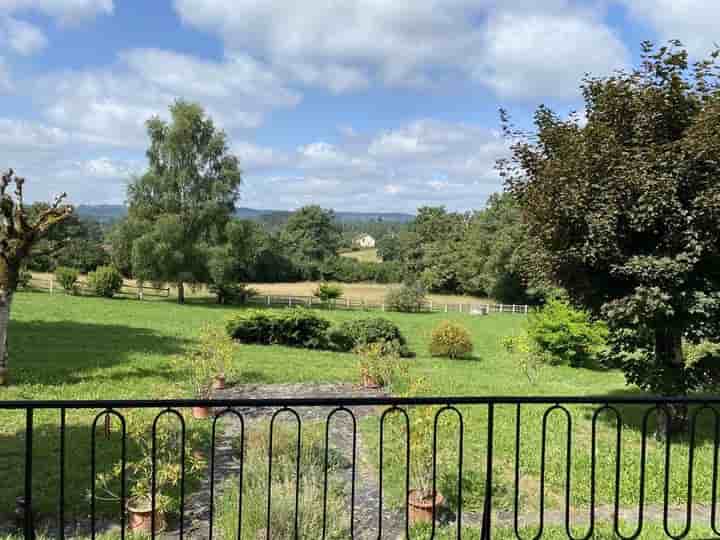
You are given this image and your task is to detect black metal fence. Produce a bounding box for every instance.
[2,396,720,539]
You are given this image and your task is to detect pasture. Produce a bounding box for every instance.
[339,247,380,262]
[0,291,713,538]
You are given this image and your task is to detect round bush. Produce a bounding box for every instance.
[429,320,474,359]
[87,265,123,298]
[385,282,427,312]
[55,266,79,294]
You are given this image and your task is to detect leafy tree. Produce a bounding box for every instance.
[125,100,241,303]
[280,205,341,278]
[206,219,256,303]
[376,234,401,261]
[0,169,73,384]
[503,41,720,429]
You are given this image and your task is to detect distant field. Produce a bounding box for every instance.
[29,272,494,305]
[248,281,494,304]
[339,248,380,262]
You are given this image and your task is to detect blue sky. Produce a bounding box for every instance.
[0,0,717,212]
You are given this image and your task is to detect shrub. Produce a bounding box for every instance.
[355,342,407,389]
[195,323,237,378]
[687,341,720,392]
[331,317,411,357]
[313,282,343,302]
[55,266,79,294]
[526,298,608,368]
[429,320,474,359]
[226,308,331,349]
[87,265,123,298]
[385,281,427,312]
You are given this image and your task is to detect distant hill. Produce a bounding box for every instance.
[76,205,414,223]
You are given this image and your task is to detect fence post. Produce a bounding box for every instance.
[512,304,516,313]
[346,298,350,309]
[289,296,292,307]
[381,302,385,312]
[49,277,53,295]
[481,403,494,540]
[138,281,144,301]
[525,305,528,314]
[267,295,271,306]
[445,303,448,313]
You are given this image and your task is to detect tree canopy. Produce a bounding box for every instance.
[503,41,720,399]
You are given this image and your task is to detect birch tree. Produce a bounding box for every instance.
[0,169,73,384]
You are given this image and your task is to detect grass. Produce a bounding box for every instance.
[0,291,718,538]
[339,247,380,262]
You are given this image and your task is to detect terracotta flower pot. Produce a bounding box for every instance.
[212,374,226,390]
[408,490,444,524]
[192,405,211,419]
[127,498,165,532]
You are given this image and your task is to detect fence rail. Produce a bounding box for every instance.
[3,395,720,539]
[26,277,171,299]
[246,293,530,315]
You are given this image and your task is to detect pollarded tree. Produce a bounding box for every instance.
[127,100,242,303]
[502,41,720,428]
[0,169,73,384]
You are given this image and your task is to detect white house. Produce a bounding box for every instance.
[353,233,376,248]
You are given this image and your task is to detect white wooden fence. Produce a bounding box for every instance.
[25,277,170,299]
[245,294,530,315]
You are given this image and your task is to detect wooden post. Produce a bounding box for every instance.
[346,298,350,309]
[49,277,53,294]
[445,304,448,313]
[267,295,271,306]
[289,296,292,307]
[525,305,529,314]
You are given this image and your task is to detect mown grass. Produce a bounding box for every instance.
[1,291,718,538]
[339,247,380,262]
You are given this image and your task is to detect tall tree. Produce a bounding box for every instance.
[126,100,242,303]
[502,42,720,428]
[0,169,73,384]
[280,205,341,278]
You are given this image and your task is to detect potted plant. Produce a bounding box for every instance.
[186,330,216,418]
[355,342,406,390]
[93,417,205,532]
[196,324,237,391]
[406,377,446,524]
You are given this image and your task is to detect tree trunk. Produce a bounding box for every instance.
[654,327,687,439]
[177,281,185,304]
[0,291,13,385]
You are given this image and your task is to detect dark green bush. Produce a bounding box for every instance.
[385,282,427,312]
[226,308,331,349]
[55,266,79,294]
[331,317,411,357]
[526,299,608,367]
[87,265,123,298]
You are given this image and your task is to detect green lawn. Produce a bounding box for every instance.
[0,291,715,538]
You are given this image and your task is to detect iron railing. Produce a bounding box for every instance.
[2,396,720,539]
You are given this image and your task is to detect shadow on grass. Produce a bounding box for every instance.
[581,388,720,444]
[7,320,189,387]
[0,411,210,524]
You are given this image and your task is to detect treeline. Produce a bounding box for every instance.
[22,100,539,305]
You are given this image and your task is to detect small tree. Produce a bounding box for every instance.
[88,265,123,298]
[55,266,79,294]
[313,282,343,304]
[0,169,73,384]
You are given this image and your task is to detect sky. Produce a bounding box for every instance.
[0,0,717,213]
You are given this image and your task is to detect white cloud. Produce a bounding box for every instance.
[621,0,720,56]
[0,118,69,149]
[0,0,113,25]
[34,48,302,148]
[233,141,288,170]
[475,12,628,99]
[173,0,628,99]
[1,17,47,55]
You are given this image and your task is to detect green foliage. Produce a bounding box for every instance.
[313,282,343,302]
[355,341,407,389]
[87,265,123,298]
[281,205,342,278]
[332,317,411,356]
[226,308,331,349]
[123,100,242,302]
[526,299,608,368]
[503,41,720,395]
[385,281,427,312]
[54,266,79,294]
[376,234,402,262]
[428,320,474,359]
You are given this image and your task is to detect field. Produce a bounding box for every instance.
[0,291,715,538]
[339,247,380,262]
